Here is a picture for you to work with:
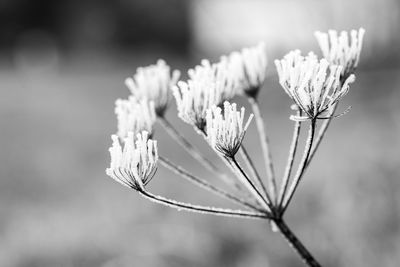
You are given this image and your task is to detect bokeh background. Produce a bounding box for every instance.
[1,0,400,266]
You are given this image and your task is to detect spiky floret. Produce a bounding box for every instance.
[106,131,158,191]
[205,101,254,158]
[125,59,180,116]
[315,28,365,79]
[225,42,268,97]
[115,97,156,140]
[172,59,237,132]
[275,50,355,121]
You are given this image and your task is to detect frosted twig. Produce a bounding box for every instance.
[139,189,271,220]
[159,156,264,212]
[278,108,302,208]
[248,96,277,204]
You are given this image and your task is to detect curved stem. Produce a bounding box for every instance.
[274,218,322,267]
[278,109,302,208]
[281,119,316,214]
[158,116,242,192]
[248,96,277,204]
[228,157,272,210]
[138,189,271,220]
[159,156,263,212]
[239,146,271,204]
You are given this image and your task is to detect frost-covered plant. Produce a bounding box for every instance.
[106,28,365,267]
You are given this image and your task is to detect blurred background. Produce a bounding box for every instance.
[1,0,400,266]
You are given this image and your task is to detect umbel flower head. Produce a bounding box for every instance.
[125,59,180,116]
[115,96,156,140]
[206,101,254,158]
[315,28,365,79]
[172,59,237,132]
[106,131,158,191]
[225,42,268,97]
[275,50,355,121]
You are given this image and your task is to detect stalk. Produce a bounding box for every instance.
[138,189,270,220]
[159,156,263,211]
[281,119,316,213]
[248,96,277,204]
[274,218,322,267]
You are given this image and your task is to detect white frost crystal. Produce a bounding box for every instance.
[315,28,365,78]
[172,59,237,132]
[125,59,180,116]
[115,97,156,139]
[106,131,158,190]
[275,50,355,121]
[205,101,254,157]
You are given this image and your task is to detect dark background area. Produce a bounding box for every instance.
[1,0,400,266]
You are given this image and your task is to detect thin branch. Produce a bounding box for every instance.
[228,156,272,211]
[239,146,271,203]
[138,189,271,220]
[278,108,302,208]
[306,103,337,168]
[248,96,278,204]
[158,116,241,191]
[274,218,322,267]
[281,119,316,214]
[159,156,264,212]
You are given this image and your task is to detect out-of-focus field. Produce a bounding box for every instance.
[1,51,400,267]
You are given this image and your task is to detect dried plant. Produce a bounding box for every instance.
[105,28,365,267]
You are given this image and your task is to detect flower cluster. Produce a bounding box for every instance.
[315,28,365,79]
[106,131,158,191]
[225,42,268,97]
[275,50,355,121]
[172,59,237,132]
[115,97,156,139]
[206,101,254,158]
[125,59,180,116]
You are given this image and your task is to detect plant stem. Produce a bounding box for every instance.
[138,189,271,220]
[248,96,277,204]
[229,157,271,210]
[239,146,271,203]
[159,156,263,212]
[306,104,337,168]
[278,109,302,208]
[158,116,240,191]
[274,218,322,267]
[281,119,316,214]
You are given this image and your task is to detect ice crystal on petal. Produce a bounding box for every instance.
[275,50,355,121]
[115,97,156,140]
[205,101,254,158]
[172,59,237,132]
[225,42,267,97]
[315,28,365,79]
[125,59,180,116]
[106,131,158,191]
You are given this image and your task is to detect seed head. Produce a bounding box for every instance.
[115,97,156,140]
[275,50,355,121]
[225,42,267,97]
[315,28,365,79]
[205,101,254,158]
[172,59,237,132]
[106,131,158,191]
[125,59,180,116]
